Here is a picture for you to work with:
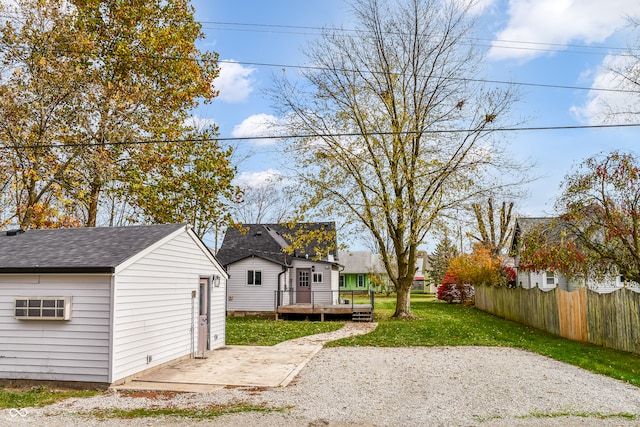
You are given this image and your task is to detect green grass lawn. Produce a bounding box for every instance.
[226,317,345,346]
[0,386,99,410]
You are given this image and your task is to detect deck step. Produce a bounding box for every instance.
[352,310,373,322]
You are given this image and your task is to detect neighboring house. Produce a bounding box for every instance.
[338,251,389,292]
[0,224,227,388]
[510,217,624,293]
[216,222,341,314]
[412,257,426,291]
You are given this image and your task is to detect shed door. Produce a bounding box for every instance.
[297,269,311,304]
[198,277,210,357]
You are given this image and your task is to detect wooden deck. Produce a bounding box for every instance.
[276,303,373,321]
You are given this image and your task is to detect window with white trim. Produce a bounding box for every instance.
[545,271,555,286]
[247,270,262,286]
[312,272,323,283]
[357,274,365,288]
[339,275,345,288]
[14,297,71,320]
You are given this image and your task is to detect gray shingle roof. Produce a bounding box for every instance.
[0,223,186,273]
[338,251,385,274]
[216,222,337,267]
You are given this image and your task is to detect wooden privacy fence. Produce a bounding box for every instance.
[475,285,640,355]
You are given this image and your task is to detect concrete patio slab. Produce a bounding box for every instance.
[112,321,377,393]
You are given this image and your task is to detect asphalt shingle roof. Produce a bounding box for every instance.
[0,223,186,273]
[216,222,337,267]
[338,251,386,274]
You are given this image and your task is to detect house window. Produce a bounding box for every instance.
[14,297,71,320]
[312,272,323,283]
[339,275,345,288]
[247,270,262,286]
[545,271,555,286]
[357,274,365,288]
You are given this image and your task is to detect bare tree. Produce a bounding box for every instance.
[272,0,527,317]
[233,175,292,224]
[469,198,515,256]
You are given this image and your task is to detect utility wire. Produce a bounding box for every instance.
[219,60,640,94]
[1,123,639,151]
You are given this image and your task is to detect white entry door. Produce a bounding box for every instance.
[198,277,210,357]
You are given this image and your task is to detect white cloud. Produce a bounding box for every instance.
[214,60,256,103]
[234,169,284,189]
[231,113,285,146]
[468,0,496,15]
[488,0,640,61]
[571,54,640,125]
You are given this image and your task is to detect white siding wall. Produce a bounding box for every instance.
[517,270,531,288]
[585,274,624,293]
[227,257,284,312]
[0,274,111,383]
[111,231,225,383]
[292,260,335,304]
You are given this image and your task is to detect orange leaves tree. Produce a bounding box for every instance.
[445,247,505,287]
[0,1,87,228]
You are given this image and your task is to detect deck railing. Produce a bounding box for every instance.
[274,289,374,311]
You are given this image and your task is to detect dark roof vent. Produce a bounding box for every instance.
[6,229,25,237]
[255,231,263,236]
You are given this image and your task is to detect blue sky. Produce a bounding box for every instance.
[190,0,640,244]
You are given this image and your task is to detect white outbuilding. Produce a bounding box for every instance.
[0,223,227,388]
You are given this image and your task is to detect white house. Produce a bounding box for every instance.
[216,223,341,314]
[0,223,227,388]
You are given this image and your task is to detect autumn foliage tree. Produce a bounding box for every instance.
[445,246,504,287]
[552,150,640,283]
[515,219,586,280]
[0,0,237,235]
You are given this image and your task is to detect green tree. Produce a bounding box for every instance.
[430,235,459,287]
[272,0,524,317]
[123,127,241,239]
[69,0,220,226]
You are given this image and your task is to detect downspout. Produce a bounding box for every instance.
[277,266,286,308]
[276,251,287,309]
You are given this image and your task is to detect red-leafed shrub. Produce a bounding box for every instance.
[437,282,474,304]
[501,265,517,287]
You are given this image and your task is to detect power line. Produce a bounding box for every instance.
[0,13,638,95]
[0,10,635,56]
[219,59,640,94]
[1,123,639,151]
[203,21,632,56]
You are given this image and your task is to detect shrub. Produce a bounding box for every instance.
[437,282,474,304]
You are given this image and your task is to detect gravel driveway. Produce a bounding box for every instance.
[4,346,640,426]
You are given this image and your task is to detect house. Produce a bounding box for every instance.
[338,251,389,292]
[510,217,624,293]
[0,223,227,388]
[216,222,341,314]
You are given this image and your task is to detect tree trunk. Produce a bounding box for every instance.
[394,276,415,318]
[86,179,101,227]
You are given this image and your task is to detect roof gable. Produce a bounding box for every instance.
[0,223,187,273]
[216,222,338,267]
